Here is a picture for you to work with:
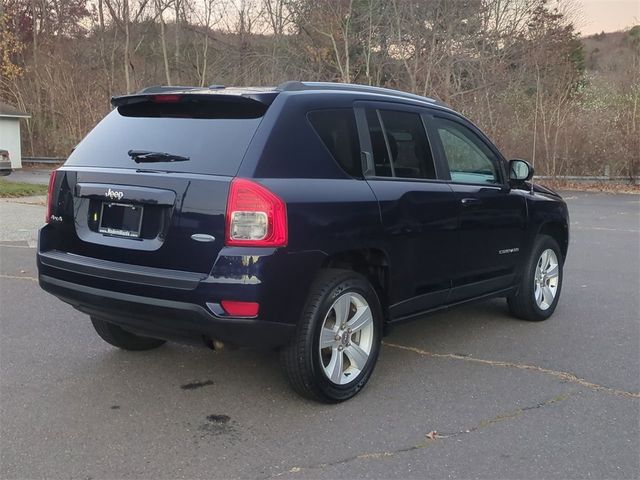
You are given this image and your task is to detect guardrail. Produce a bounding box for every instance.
[536,175,639,185]
[22,157,65,165]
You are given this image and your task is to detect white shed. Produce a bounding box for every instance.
[0,102,30,169]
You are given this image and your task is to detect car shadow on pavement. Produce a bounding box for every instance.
[72,298,518,406]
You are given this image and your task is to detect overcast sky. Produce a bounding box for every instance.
[575,0,639,34]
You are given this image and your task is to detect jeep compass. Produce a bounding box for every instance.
[37,81,569,402]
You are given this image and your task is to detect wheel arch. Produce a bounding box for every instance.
[321,248,390,315]
[538,221,569,261]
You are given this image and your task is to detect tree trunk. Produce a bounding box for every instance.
[31,0,41,114]
[343,0,353,83]
[98,0,111,93]
[124,0,131,92]
[157,0,171,85]
[174,0,180,84]
[200,36,209,87]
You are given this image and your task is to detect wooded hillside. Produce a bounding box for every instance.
[1,0,638,178]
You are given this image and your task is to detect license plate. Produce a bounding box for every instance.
[99,202,143,238]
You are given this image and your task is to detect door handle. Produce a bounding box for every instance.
[461,197,482,206]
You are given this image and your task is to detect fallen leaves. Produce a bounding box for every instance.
[426,430,440,440]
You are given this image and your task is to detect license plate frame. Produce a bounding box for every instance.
[98,202,144,238]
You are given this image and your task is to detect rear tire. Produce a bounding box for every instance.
[281,269,383,403]
[508,235,563,321]
[90,317,166,351]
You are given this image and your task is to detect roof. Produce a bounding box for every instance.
[112,82,447,109]
[277,81,439,104]
[0,102,30,119]
[137,85,277,95]
[134,82,437,101]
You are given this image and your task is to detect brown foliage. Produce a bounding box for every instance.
[0,0,637,179]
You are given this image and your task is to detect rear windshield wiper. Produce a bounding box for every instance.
[128,150,190,163]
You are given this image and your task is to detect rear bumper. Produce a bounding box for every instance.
[39,273,295,348]
[0,161,11,175]
[37,225,327,348]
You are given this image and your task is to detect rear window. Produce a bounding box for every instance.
[65,102,264,176]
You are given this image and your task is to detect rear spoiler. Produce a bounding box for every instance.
[111,88,279,108]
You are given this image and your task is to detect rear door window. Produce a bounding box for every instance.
[364,109,437,180]
[65,99,265,176]
[308,109,361,177]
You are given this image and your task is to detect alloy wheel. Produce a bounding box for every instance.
[534,248,559,310]
[318,292,374,385]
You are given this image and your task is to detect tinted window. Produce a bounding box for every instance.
[433,117,499,185]
[365,109,392,175]
[65,108,263,176]
[365,109,436,179]
[308,109,361,177]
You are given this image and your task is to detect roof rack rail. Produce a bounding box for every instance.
[277,81,437,104]
[136,85,200,94]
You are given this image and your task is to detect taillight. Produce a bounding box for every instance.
[45,170,57,223]
[225,178,287,247]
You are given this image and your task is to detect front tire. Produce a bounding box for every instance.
[91,317,166,351]
[508,235,563,321]
[281,269,383,403]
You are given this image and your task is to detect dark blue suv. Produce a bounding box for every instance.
[38,81,569,402]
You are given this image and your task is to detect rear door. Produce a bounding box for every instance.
[355,102,458,320]
[426,113,527,300]
[47,93,270,274]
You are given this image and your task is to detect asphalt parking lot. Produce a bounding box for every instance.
[3,168,53,185]
[1,190,638,479]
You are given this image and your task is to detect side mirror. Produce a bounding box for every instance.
[509,159,534,182]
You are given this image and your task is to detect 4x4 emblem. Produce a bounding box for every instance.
[105,188,124,200]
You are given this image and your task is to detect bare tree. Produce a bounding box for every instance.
[174,0,181,83]
[3,0,635,180]
[156,0,172,85]
[104,0,150,92]
[186,0,220,86]
[316,0,355,83]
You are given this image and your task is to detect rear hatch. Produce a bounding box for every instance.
[44,90,276,274]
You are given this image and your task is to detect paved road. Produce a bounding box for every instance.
[0,191,638,479]
[0,196,46,247]
[3,168,52,185]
